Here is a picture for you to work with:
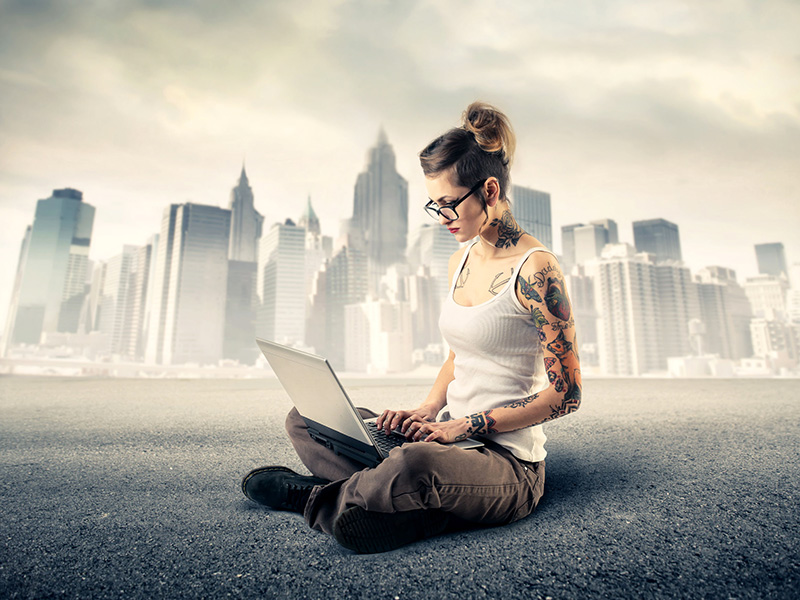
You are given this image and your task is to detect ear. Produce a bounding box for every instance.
[484,177,501,206]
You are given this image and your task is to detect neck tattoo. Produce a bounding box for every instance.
[489,210,524,249]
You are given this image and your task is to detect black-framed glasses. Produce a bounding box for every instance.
[424,179,486,221]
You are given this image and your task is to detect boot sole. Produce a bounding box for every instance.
[333,506,448,554]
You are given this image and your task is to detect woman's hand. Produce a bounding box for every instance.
[376,404,439,436]
[404,417,471,444]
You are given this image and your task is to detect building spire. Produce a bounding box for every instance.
[377,126,388,146]
[239,160,248,185]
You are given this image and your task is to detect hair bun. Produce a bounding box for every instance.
[461,101,516,166]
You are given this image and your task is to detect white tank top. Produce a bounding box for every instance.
[439,241,551,462]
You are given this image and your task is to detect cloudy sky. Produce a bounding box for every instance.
[1,0,798,329]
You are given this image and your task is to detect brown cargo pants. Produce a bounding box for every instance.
[285,407,545,535]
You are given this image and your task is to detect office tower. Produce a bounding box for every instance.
[96,246,137,356]
[585,244,660,375]
[298,195,321,236]
[224,260,258,364]
[406,265,441,351]
[257,220,306,346]
[302,197,333,336]
[695,267,754,360]
[407,223,459,303]
[145,206,179,364]
[654,262,700,362]
[750,314,799,371]
[146,203,231,365]
[755,243,788,279]
[511,185,552,250]
[352,128,409,295]
[306,266,328,355]
[2,188,95,356]
[324,243,368,369]
[573,224,608,266]
[565,265,598,366]
[633,218,682,263]
[345,298,413,373]
[743,274,789,317]
[589,219,619,245]
[560,223,583,273]
[126,240,155,360]
[228,165,263,262]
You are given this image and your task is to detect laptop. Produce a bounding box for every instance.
[256,338,484,468]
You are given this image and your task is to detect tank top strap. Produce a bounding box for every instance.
[448,240,479,299]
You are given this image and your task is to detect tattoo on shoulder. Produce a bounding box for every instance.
[517,275,542,302]
[544,275,571,321]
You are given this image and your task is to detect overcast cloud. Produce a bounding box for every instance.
[1,0,799,327]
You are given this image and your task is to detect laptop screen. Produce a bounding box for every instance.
[256,339,374,446]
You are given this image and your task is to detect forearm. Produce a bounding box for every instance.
[421,350,455,414]
[463,383,582,437]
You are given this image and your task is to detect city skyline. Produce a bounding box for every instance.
[2,1,799,335]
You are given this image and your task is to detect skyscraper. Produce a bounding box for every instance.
[573,224,608,265]
[2,188,95,356]
[695,266,753,360]
[560,223,583,272]
[632,218,682,263]
[257,220,306,346]
[352,128,409,295]
[754,243,788,279]
[563,219,619,269]
[511,185,552,250]
[228,165,263,262]
[586,244,661,375]
[324,243,368,369]
[145,203,231,365]
[407,223,459,303]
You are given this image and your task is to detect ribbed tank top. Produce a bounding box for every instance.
[439,241,551,462]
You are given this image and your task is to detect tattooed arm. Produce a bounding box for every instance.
[409,252,581,443]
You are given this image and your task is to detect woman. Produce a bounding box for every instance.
[241,102,581,554]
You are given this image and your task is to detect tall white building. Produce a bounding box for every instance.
[345,298,413,373]
[146,203,231,365]
[655,261,700,363]
[574,224,608,266]
[228,165,263,263]
[586,244,661,375]
[511,185,552,250]
[407,223,458,303]
[97,246,137,357]
[324,242,368,369]
[257,220,306,346]
[351,129,409,296]
[2,188,95,355]
[694,266,753,360]
[743,274,789,318]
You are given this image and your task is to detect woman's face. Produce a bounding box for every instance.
[424,173,487,243]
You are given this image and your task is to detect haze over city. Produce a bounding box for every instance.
[1,0,798,334]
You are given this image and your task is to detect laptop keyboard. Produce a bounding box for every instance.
[365,421,413,453]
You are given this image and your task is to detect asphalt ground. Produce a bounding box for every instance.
[1,376,798,599]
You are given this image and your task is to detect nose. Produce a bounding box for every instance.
[438,213,452,226]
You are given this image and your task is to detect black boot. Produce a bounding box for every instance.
[241,466,329,513]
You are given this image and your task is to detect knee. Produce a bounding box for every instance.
[394,442,449,474]
[285,407,305,436]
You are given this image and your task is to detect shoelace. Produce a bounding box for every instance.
[284,483,313,512]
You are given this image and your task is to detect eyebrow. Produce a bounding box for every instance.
[427,195,457,206]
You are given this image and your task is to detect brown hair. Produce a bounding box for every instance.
[419,101,516,202]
